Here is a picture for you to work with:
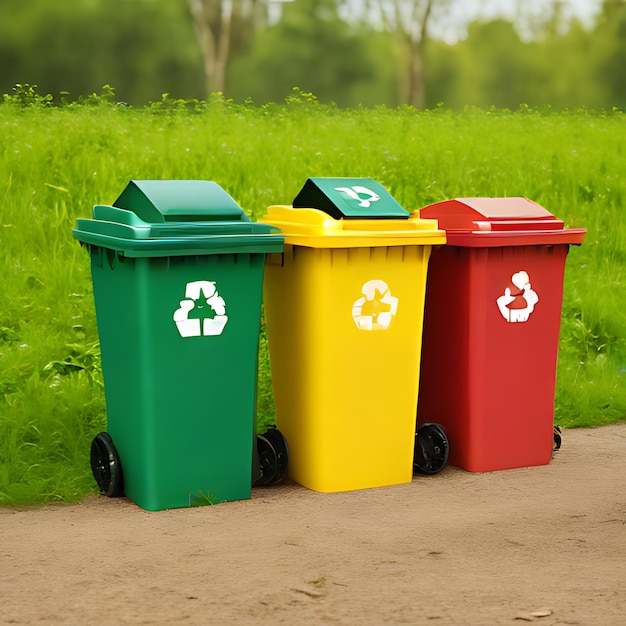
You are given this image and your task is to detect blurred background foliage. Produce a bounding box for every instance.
[1,0,625,110]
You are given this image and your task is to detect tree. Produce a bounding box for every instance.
[595,0,626,106]
[187,0,260,96]
[227,0,376,106]
[369,0,438,108]
[0,0,203,105]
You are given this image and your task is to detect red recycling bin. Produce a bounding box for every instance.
[417,197,585,472]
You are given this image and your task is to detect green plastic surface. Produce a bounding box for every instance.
[113,179,247,222]
[73,206,283,257]
[74,180,284,510]
[292,177,411,220]
[90,250,267,510]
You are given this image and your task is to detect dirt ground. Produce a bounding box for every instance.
[1,423,625,626]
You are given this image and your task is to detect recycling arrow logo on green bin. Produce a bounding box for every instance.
[173,281,228,337]
[334,185,381,209]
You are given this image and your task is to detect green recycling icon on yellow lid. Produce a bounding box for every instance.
[334,185,381,209]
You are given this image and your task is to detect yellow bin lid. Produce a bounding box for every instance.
[259,205,446,248]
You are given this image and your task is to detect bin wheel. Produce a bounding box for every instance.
[413,423,449,475]
[90,432,124,497]
[255,428,289,487]
[553,425,562,451]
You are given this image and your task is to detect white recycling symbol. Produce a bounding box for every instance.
[334,185,381,208]
[173,281,228,337]
[352,279,399,331]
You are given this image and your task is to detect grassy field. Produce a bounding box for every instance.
[1,94,625,505]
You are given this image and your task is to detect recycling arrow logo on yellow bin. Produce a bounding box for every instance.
[352,279,398,331]
[173,281,228,337]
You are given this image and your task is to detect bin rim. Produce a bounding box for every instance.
[443,228,586,247]
[73,202,284,257]
[258,205,446,248]
[418,197,586,247]
[76,205,281,239]
[72,229,285,258]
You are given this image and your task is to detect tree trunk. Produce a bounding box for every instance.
[187,0,233,95]
[407,0,432,108]
[377,0,434,108]
[408,34,426,108]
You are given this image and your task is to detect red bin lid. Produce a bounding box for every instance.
[418,197,586,247]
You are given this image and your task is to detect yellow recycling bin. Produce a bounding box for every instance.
[260,178,446,493]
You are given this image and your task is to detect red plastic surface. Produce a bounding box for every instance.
[417,243,571,472]
[419,198,586,247]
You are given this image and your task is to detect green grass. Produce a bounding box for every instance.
[1,97,625,505]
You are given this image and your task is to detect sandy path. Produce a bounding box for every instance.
[2,423,625,625]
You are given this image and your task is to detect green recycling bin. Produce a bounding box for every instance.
[73,180,285,511]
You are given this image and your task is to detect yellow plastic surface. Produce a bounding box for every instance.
[262,205,441,493]
[259,205,445,248]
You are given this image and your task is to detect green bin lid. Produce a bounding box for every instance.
[114,179,247,223]
[73,180,283,258]
[292,177,411,220]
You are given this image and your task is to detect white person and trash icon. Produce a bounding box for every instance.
[496,270,539,323]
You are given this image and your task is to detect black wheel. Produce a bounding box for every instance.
[413,423,449,475]
[553,425,562,451]
[255,428,289,487]
[90,432,124,497]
